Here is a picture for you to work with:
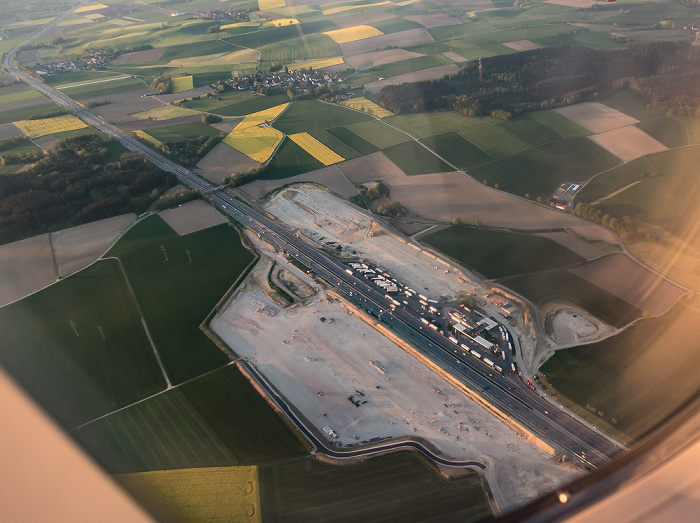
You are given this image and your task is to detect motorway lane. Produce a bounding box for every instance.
[5,39,625,468]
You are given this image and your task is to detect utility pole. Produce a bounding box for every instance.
[160,244,168,261]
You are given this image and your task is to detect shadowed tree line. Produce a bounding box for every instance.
[0,135,176,245]
[376,42,700,118]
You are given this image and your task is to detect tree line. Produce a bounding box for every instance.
[376,42,700,118]
[0,135,176,245]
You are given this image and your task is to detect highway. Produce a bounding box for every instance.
[4,39,626,469]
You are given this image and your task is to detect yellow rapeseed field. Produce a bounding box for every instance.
[74,3,109,13]
[289,132,344,165]
[14,114,87,139]
[322,1,390,16]
[258,0,286,9]
[133,130,162,147]
[340,96,393,117]
[171,75,194,93]
[323,25,383,44]
[223,103,289,162]
[116,466,261,523]
[288,57,344,71]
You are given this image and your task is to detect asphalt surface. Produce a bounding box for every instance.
[4,34,627,469]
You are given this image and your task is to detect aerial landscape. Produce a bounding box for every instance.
[0,0,699,520]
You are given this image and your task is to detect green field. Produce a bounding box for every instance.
[114,219,255,384]
[681,117,700,145]
[326,126,380,155]
[382,140,454,175]
[369,17,423,34]
[576,156,657,205]
[308,129,361,160]
[60,78,146,100]
[344,120,412,149]
[541,295,700,442]
[146,121,224,142]
[74,364,307,473]
[635,117,689,149]
[421,132,493,169]
[601,90,661,122]
[499,268,642,328]
[422,225,585,279]
[258,33,341,63]
[470,138,621,199]
[260,138,324,179]
[274,100,372,135]
[0,102,63,125]
[0,88,44,105]
[524,110,590,140]
[44,70,129,86]
[260,453,493,522]
[0,138,44,175]
[594,146,700,246]
[0,259,166,428]
[458,123,531,159]
[347,55,452,87]
[385,111,489,140]
[180,92,289,117]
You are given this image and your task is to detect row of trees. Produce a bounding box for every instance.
[574,202,652,243]
[224,163,265,187]
[376,42,700,118]
[0,135,176,245]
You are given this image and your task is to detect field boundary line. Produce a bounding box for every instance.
[71,360,237,432]
[104,255,172,388]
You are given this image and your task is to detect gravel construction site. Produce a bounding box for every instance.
[264,185,484,301]
[213,279,580,511]
[208,186,595,508]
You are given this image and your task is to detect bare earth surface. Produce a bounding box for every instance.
[383,171,621,243]
[340,28,435,57]
[431,0,494,7]
[213,260,580,511]
[110,47,167,65]
[265,186,496,300]
[121,113,205,131]
[554,102,638,134]
[345,49,426,71]
[52,214,136,276]
[210,118,243,134]
[0,123,24,140]
[33,135,61,151]
[158,199,228,236]
[442,51,467,62]
[0,234,56,307]
[503,40,542,51]
[545,0,595,7]
[0,83,34,96]
[588,125,667,162]
[196,142,259,185]
[337,151,406,183]
[91,90,161,123]
[404,13,463,27]
[365,64,460,93]
[535,232,606,260]
[569,253,686,316]
[331,11,396,28]
[241,165,358,200]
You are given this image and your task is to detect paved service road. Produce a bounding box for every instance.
[5,28,627,469]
